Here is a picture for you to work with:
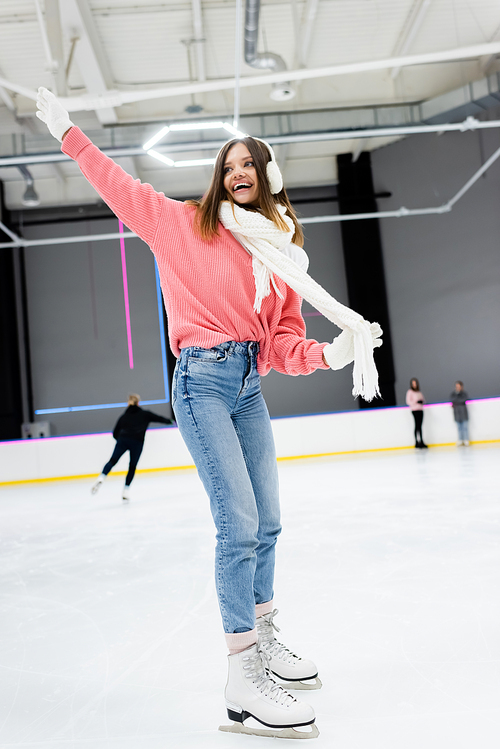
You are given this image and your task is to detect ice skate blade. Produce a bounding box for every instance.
[274,675,323,691]
[219,722,319,739]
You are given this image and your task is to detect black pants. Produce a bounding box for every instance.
[102,437,144,486]
[412,410,424,445]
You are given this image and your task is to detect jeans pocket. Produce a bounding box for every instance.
[188,346,228,363]
[171,361,179,408]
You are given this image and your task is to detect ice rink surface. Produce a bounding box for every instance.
[1,444,499,748]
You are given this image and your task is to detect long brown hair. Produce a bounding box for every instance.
[410,378,420,391]
[186,137,304,246]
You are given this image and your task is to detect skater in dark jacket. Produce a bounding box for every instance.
[450,381,470,446]
[91,394,172,500]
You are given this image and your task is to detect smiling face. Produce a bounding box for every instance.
[223,142,260,206]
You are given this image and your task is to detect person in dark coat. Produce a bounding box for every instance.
[91,394,172,500]
[450,381,470,446]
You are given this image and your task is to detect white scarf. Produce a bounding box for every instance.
[219,201,380,401]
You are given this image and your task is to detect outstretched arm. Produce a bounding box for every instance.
[144,411,173,426]
[270,289,382,376]
[37,87,163,248]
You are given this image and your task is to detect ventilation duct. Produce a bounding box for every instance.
[244,0,295,101]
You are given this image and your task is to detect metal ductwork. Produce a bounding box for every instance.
[244,0,295,101]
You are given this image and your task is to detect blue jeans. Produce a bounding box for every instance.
[172,341,281,634]
[457,420,469,442]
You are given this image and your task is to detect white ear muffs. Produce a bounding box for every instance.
[266,159,283,194]
[253,137,283,194]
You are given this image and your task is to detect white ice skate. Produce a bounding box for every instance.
[219,643,319,739]
[91,474,106,494]
[256,609,322,690]
[122,485,131,501]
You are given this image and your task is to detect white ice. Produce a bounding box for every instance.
[0,445,499,748]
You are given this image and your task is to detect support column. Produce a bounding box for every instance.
[337,152,396,407]
[0,183,24,439]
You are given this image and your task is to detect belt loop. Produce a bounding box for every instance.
[228,341,236,356]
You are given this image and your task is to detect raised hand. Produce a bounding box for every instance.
[36,87,74,142]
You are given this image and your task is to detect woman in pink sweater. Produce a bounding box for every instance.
[406,378,428,449]
[36,87,382,739]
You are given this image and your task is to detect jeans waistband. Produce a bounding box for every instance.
[190,340,259,356]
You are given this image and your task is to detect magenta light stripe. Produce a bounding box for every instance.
[119,220,134,369]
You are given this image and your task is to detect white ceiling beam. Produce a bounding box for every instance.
[61,41,500,112]
[480,21,500,74]
[0,75,16,113]
[3,41,500,112]
[45,0,66,96]
[191,0,206,82]
[298,0,320,69]
[391,0,433,79]
[33,0,59,91]
[59,0,117,125]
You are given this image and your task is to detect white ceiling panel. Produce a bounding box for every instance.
[95,9,194,85]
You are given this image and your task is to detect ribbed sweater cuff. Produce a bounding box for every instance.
[225,629,257,655]
[309,342,330,370]
[61,126,93,159]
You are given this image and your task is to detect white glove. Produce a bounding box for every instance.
[323,322,383,371]
[36,87,74,142]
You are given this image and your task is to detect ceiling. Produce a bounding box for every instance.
[0,0,499,210]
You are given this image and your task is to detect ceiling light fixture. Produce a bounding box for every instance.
[143,121,246,168]
[18,165,40,207]
[142,126,171,151]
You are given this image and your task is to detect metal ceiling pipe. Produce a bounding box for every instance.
[2,142,500,249]
[244,0,295,101]
[2,117,500,168]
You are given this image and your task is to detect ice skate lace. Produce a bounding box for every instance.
[256,609,302,664]
[243,647,296,707]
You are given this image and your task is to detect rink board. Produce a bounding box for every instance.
[1,397,499,485]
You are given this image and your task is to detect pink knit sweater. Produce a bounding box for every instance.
[406,389,425,410]
[62,127,329,376]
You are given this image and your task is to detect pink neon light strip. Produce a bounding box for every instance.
[119,220,134,369]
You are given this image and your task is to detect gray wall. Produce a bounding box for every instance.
[24,218,171,436]
[372,127,500,405]
[22,129,500,439]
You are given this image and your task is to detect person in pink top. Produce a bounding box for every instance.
[36,87,383,739]
[406,378,428,449]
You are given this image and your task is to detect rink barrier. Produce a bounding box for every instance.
[1,440,499,487]
[0,396,499,486]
